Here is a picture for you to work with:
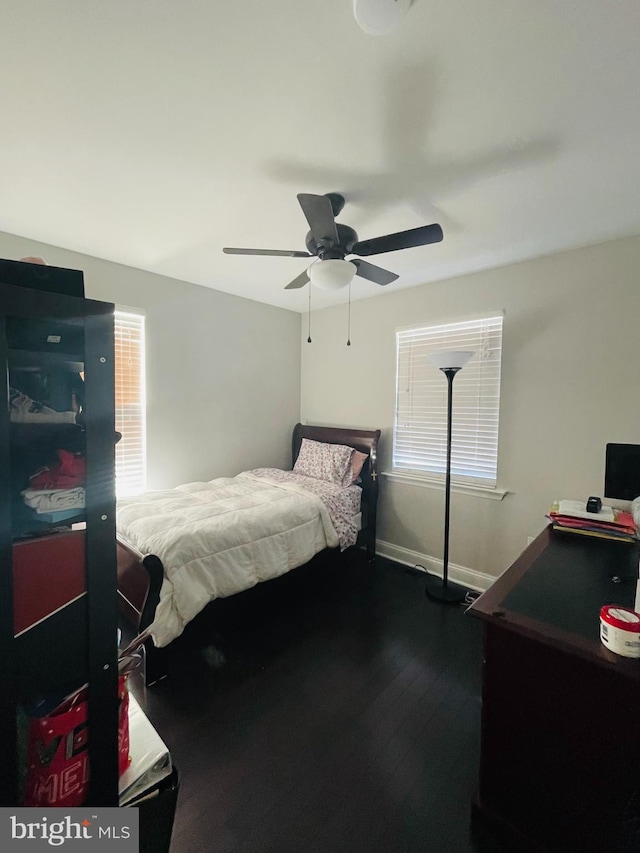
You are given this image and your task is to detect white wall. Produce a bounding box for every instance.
[300,234,640,582]
[0,232,301,488]
[6,228,639,583]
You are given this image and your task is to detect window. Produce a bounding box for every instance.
[114,310,146,497]
[394,314,503,487]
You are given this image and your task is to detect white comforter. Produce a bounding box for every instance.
[117,471,360,648]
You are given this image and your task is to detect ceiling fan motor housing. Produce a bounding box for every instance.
[305,223,358,259]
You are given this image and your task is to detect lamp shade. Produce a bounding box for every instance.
[308,259,357,291]
[428,350,475,370]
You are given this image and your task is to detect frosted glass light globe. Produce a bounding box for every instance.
[308,259,357,291]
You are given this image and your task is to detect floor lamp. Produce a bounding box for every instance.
[424,350,475,604]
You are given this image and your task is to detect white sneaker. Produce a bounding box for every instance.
[9,386,77,424]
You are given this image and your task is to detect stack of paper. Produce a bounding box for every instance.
[547,500,637,543]
[119,693,173,806]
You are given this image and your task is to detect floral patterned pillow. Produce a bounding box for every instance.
[293,439,355,487]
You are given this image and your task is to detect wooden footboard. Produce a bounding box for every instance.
[116,538,168,685]
[116,538,148,626]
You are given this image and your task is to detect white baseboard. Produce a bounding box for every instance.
[376,539,495,593]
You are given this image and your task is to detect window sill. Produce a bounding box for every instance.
[382,470,508,501]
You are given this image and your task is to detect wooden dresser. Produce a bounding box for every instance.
[468,525,640,853]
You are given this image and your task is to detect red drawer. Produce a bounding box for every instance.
[13,531,86,636]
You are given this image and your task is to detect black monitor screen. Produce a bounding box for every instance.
[604,443,640,501]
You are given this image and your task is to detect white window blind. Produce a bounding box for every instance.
[114,310,146,497]
[394,315,503,486]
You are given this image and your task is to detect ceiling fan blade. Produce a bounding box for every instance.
[352,259,399,286]
[223,247,311,257]
[284,269,310,290]
[297,194,340,246]
[352,224,443,257]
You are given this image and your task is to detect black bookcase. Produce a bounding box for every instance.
[0,268,119,806]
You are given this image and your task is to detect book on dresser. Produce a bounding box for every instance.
[547,499,637,542]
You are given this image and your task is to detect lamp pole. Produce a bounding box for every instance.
[425,351,474,604]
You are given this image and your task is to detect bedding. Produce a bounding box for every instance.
[116,423,381,685]
[116,468,362,648]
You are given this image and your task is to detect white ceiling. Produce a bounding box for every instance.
[2,1,640,313]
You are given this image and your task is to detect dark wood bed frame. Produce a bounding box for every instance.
[117,423,381,685]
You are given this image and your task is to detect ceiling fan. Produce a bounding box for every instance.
[223,192,443,291]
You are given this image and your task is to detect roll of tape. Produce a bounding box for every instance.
[600,605,640,658]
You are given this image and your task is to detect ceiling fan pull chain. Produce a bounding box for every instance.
[307,284,312,343]
[347,281,351,346]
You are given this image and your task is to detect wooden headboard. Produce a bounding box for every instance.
[292,422,381,560]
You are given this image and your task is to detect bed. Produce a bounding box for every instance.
[116,423,380,685]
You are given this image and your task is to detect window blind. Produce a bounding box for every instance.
[114,310,146,497]
[394,315,503,486]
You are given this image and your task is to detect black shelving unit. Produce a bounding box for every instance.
[0,266,119,806]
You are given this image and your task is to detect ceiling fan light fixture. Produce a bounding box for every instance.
[308,258,357,291]
[353,0,412,35]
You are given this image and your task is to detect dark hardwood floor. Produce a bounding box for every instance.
[124,549,496,853]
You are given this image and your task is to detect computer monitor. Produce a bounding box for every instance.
[604,443,640,501]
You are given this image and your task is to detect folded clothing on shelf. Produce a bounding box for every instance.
[29,449,86,490]
[21,486,85,514]
[27,508,83,523]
